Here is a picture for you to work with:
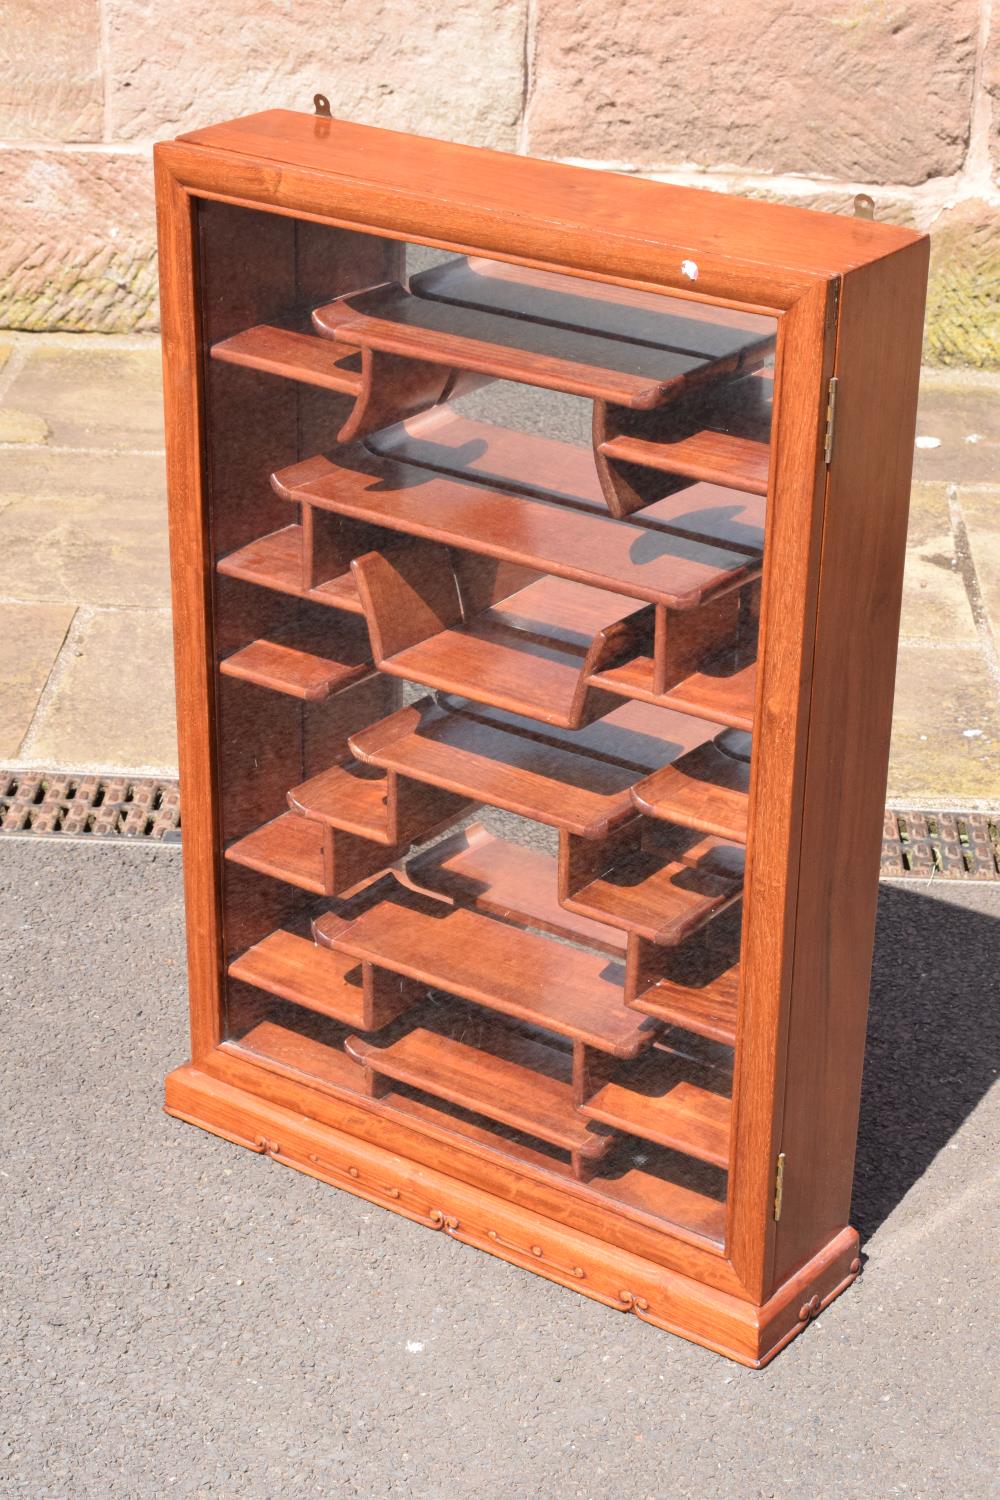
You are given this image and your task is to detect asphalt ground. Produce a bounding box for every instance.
[2,839,998,1499]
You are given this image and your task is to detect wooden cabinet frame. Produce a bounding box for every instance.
[157,110,928,1365]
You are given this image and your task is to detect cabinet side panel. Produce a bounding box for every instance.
[772,239,929,1285]
[155,156,222,1062]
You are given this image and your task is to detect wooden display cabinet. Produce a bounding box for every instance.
[157,106,928,1367]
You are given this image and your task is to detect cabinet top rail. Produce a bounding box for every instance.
[170,109,923,308]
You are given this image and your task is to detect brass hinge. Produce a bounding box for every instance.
[773,1151,786,1221]
[824,376,838,465]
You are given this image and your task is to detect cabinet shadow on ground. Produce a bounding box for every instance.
[852,879,1000,1241]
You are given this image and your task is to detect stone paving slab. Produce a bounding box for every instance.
[0,332,997,806]
[0,600,75,759]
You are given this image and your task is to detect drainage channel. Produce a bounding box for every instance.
[1,772,998,877]
[0,772,181,842]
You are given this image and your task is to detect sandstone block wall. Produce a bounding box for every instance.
[1,0,997,364]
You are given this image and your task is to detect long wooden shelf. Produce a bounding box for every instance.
[347,1022,607,1161]
[410,256,776,360]
[216,524,363,613]
[313,275,771,410]
[582,1050,732,1169]
[211,324,363,394]
[632,738,752,843]
[368,408,766,556]
[272,445,759,611]
[313,877,655,1057]
[219,640,370,701]
[349,695,718,838]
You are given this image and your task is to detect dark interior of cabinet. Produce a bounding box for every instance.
[197,199,777,1252]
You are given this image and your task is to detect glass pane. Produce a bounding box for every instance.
[198,198,776,1250]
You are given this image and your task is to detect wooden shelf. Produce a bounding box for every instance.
[368,407,766,556]
[229,929,416,1030]
[347,1020,607,1161]
[211,324,363,394]
[632,738,752,843]
[313,876,655,1057]
[405,824,626,955]
[225,811,328,894]
[632,961,741,1048]
[219,640,370,700]
[224,1010,726,1244]
[272,443,758,611]
[217,525,363,613]
[599,428,769,498]
[582,1049,731,1168]
[560,830,743,945]
[592,655,757,732]
[351,546,650,729]
[288,760,392,841]
[349,695,718,838]
[410,256,776,362]
[313,279,764,410]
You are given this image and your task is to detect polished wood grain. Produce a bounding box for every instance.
[558,823,742,945]
[368,407,766,555]
[599,428,769,497]
[352,552,649,729]
[632,737,752,843]
[581,1051,732,1169]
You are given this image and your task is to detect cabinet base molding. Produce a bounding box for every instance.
[165,1063,860,1368]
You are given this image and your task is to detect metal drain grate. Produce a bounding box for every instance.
[0,772,181,841]
[881,810,1000,879]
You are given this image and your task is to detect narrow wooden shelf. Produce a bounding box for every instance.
[220,640,370,700]
[347,1022,607,1160]
[229,929,414,1030]
[349,695,718,838]
[225,811,328,894]
[224,1017,366,1094]
[211,324,363,394]
[560,835,742,945]
[272,445,758,611]
[632,961,740,1048]
[592,656,757,733]
[368,407,766,556]
[216,524,363,613]
[599,429,770,498]
[314,877,654,1057]
[582,1051,731,1169]
[410,256,776,360]
[313,279,761,410]
[632,738,752,843]
[405,824,626,955]
[289,761,390,840]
